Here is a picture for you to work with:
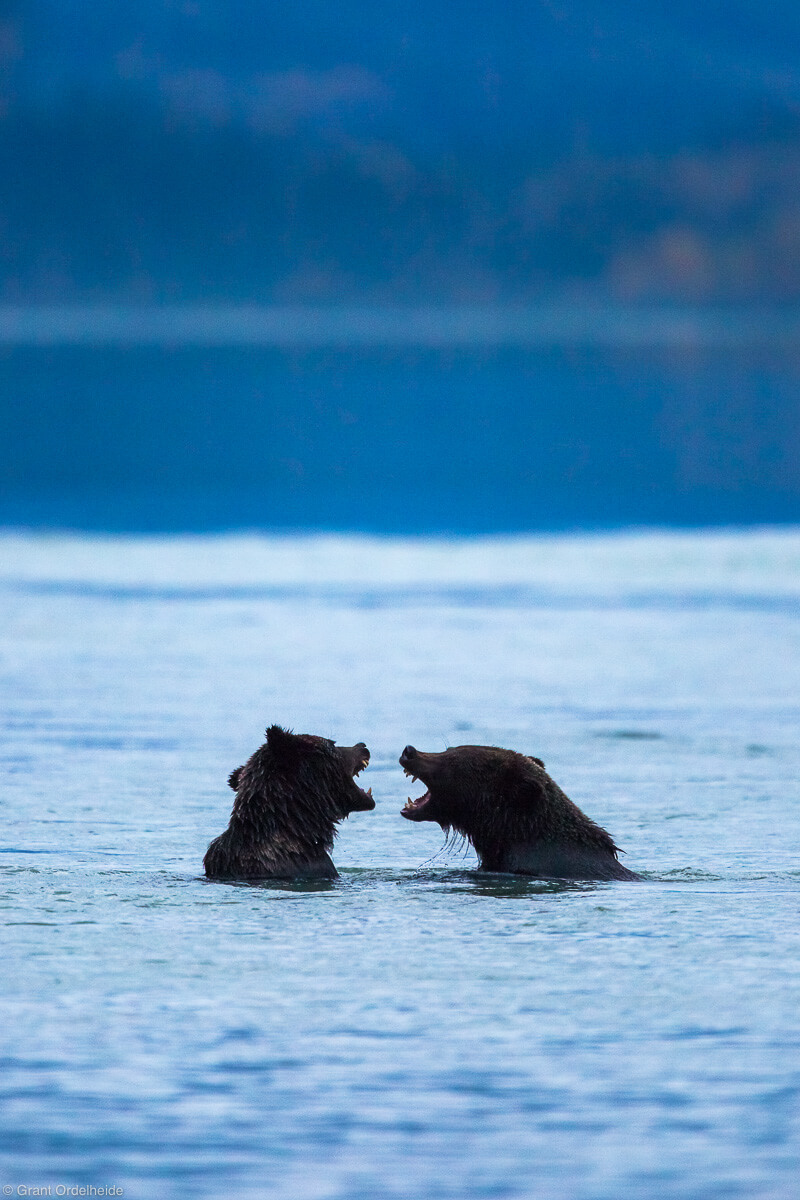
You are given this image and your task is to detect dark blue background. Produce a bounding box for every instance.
[2,342,798,531]
[2,2,799,530]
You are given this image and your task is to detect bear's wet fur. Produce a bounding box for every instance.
[204,725,374,880]
[400,743,639,881]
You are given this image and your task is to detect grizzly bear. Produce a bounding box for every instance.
[399,743,639,881]
[204,725,374,880]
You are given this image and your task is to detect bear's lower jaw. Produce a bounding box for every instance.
[348,785,375,813]
[401,790,432,820]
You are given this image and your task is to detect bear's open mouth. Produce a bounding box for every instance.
[401,790,431,819]
[346,747,373,810]
[398,755,435,820]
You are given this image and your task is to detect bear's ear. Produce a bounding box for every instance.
[528,755,546,769]
[228,766,244,791]
[266,724,300,766]
[502,760,546,809]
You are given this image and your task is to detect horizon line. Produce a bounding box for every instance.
[2,302,800,348]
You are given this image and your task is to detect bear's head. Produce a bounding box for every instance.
[231,725,375,826]
[205,725,375,880]
[399,742,621,869]
[268,724,374,812]
[399,743,524,834]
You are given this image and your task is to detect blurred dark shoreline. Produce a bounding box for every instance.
[4,97,800,310]
[5,3,800,312]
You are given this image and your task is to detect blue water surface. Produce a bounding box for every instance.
[1,529,799,1199]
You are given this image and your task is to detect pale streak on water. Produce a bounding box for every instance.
[1,528,799,1200]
